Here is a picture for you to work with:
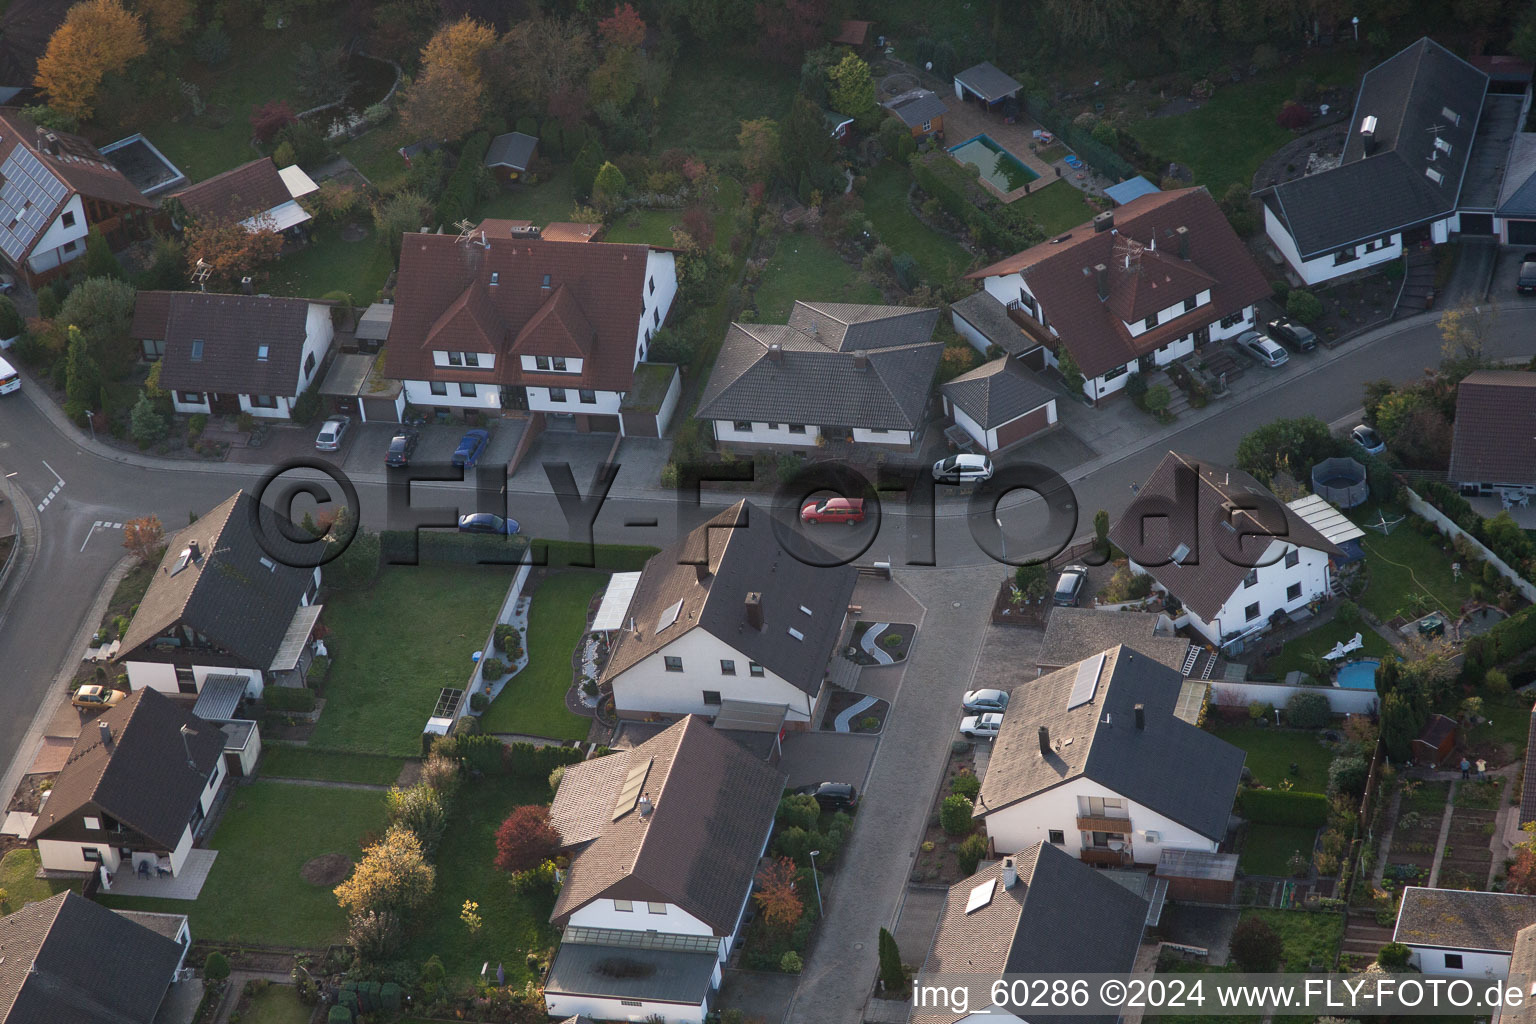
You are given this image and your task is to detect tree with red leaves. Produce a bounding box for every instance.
[598,3,646,50]
[250,100,297,144]
[494,805,561,875]
[753,856,803,932]
[755,0,829,64]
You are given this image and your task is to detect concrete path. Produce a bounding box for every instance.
[833,694,879,732]
[263,776,390,791]
[859,623,896,666]
[1370,787,1403,888]
[1426,781,1460,888]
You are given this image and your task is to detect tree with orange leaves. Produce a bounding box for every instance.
[183,216,283,291]
[753,856,803,932]
[598,3,646,50]
[135,0,194,43]
[122,515,164,565]
[419,17,497,90]
[35,0,147,120]
[398,62,482,143]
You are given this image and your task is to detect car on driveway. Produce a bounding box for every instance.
[72,684,124,710]
[1518,253,1536,295]
[933,453,994,484]
[1265,317,1317,352]
[385,428,420,467]
[960,713,1004,740]
[458,512,520,535]
[794,782,859,812]
[314,415,350,452]
[452,428,490,468]
[1234,330,1289,368]
[800,497,866,525]
[0,273,16,295]
[962,688,1010,713]
[1351,424,1387,456]
[1054,564,1089,607]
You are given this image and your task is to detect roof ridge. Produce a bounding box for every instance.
[161,491,244,631]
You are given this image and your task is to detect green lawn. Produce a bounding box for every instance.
[1352,509,1477,621]
[266,225,394,305]
[1128,53,1365,197]
[1267,619,1393,679]
[1403,779,1451,813]
[260,746,404,786]
[1240,908,1344,971]
[479,572,605,740]
[1467,693,1536,764]
[240,983,313,1024]
[98,782,386,948]
[1007,181,1096,237]
[472,166,577,229]
[606,208,684,247]
[1208,724,1335,792]
[308,566,515,756]
[0,849,75,914]
[652,52,799,161]
[861,163,973,285]
[338,125,409,192]
[1239,823,1318,877]
[402,777,558,985]
[753,236,882,322]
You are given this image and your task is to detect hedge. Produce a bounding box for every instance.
[1465,605,1536,671]
[1024,95,1135,181]
[1237,787,1329,827]
[431,733,585,781]
[264,686,317,712]
[909,152,1036,253]
[1419,480,1536,583]
[380,530,530,567]
[531,538,659,571]
[435,131,491,229]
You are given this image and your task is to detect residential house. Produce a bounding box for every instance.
[172,157,319,237]
[131,291,334,418]
[967,188,1270,403]
[544,716,785,1024]
[1500,924,1536,1024]
[1257,38,1525,283]
[1107,452,1342,647]
[1394,886,1536,976]
[484,132,538,181]
[1522,708,1536,830]
[911,844,1150,1024]
[940,356,1058,454]
[0,109,154,287]
[385,218,679,434]
[1035,607,1189,676]
[697,302,942,449]
[884,89,947,139]
[976,645,1246,864]
[953,62,1022,110]
[0,891,191,1024]
[113,491,323,698]
[1448,370,1536,496]
[30,688,226,878]
[598,501,858,726]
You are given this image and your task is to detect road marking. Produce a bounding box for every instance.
[80,521,126,551]
[35,460,64,512]
[40,461,63,487]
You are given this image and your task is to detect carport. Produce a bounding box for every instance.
[353,303,393,353]
[953,62,1022,109]
[319,352,404,424]
[191,675,246,722]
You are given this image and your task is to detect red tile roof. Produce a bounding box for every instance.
[173,158,291,224]
[969,188,1270,380]
[1449,369,1536,486]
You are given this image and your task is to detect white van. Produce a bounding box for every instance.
[0,354,17,395]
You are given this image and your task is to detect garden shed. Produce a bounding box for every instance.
[1154,848,1238,903]
[1412,714,1458,767]
[954,62,1022,108]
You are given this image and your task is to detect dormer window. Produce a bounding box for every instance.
[552,356,567,371]
[465,352,479,367]
[535,356,550,370]
[1183,296,1196,313]
[448,351,463,366]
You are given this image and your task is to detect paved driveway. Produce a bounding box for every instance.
[780,732,878,791]
[1486,246,1536,304]
[719,969,799,1021]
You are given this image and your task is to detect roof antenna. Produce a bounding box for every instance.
[179,724,198,770]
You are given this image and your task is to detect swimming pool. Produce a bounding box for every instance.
[1335,659,1380,690]
[948,134,1039,193]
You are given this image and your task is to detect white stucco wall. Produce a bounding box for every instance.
[1406,946,1511,978]
[402,379,504,409]
[26,195,89,274]
[712,421,821,447]
[1124,288,1212,338]
[568,899,715,936]
[122,661,264,698]
[1134,540,1330,646]
[37,838,120,873]
[1210,305,1257,341]
[172,393,212,415]
[982,775,1219,863]
[543,988,711,1024]
[850,427,915,446]
[653,365,683,435]
[529,386,622,415]
[952,309,993,355]
[1266,205,1403,285]
[637,250,679,363]
[609,629,815,722]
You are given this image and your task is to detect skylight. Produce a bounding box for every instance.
[190,340,204,361]
[656,599,683,633]
[1434,137,1452,155]
[1441,107,1460,125]
[788,627,805,641]
[1425,167,1444,185]
[1171,542,1190,565]
[965,879,996,914]
[799,605,813,616]
[257,344,269,361]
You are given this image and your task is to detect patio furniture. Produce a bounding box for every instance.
[137,861,150,879]
[1322,632,1364,660]
[1417,614,1444,638]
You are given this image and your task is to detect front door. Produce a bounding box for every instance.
[1194,325,1211,346]
[501,386,528,411]
[1138,354,1155,374]
[208,393,240,415]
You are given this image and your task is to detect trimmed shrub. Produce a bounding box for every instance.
[950,770,980,800]
[479,657,507,680]
[1285,691,1332,729]
[777,794,821,832]
[469,692,489,713]
[940,793,974,835]
[1237,788,1329,827]
[1328,755,1369,798]
[958,832,988,874]
[1378,942,1412,969]
[203,953,230,981]
[780,950,803,973]
[264,687,317,713]
[1286,289,1324,325]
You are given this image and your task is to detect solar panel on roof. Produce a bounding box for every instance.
[0,146,66,263]
[612,755,653,820]
[964,878,996,914]
[1067,652,1105,710]
[656,598,683,633]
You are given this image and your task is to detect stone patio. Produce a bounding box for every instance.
[101,849,218,900]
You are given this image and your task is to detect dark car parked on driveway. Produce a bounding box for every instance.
[1265,317,1317,352]
[1518,253,1536,295]
[385,428,420,467]
[794,782,859,812]
[452,428,490,468]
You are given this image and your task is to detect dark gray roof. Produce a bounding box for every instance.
[914,846,1147,1024]
[977,646,1246,840]
[1395,886,1536,952]
[697,303,941,430]
[485,132,538,171]
[116,491,317,670]
[134,291,317,396]
[1459,94,1521,210]
[191,674,246,722]
[1262,38,1487,258]
[1524,709,1536,829]
[941,357,1055,429]
[544,943,717,1004]
[0,892,184,1024]
[1499,134,1536,216]
[951,290,1029,355]
[1036,608,1189,672]
[955,61,1021,102]
[884,89,948,127]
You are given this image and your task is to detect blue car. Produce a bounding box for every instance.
[458,513,520,535]
[452,428,490,468]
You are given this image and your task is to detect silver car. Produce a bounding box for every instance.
[1234,330,1289,368]
[960,713,1004,739]
[962,688,1010,713]
[314,415,350,452]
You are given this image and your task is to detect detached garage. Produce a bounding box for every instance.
[941,356,1058,454]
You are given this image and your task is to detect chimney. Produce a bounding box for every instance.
[240,276,253,294]
[187,540,201,562]
[766,343,783,362]
[1175,226,1190,261]
[1038,725,1051,756]
[1360,114,1378,154]
[638,794,653,817]
[853,350,869,370]
[745,592,764,630]
[1135,703,1146,730]
[1001,856,1018,889]
[38,130,58,155]
[1093,210,1114,233]
[98,721,112,747]
[1094,264,1108,302]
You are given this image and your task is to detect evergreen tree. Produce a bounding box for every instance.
[81,228,123,279]
[878,926,905,993]
[63,325,100,421]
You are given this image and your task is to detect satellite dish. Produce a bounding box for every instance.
[1107,839,1125,852]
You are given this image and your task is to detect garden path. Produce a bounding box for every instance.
[260,777,390,792]
[859,623,896,666]
[1370,787,1403,888]
[210,971,299,1024]
[1425,781,1459,888]
[833,695,879,732]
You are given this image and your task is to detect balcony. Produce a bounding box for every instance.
[1076,814,1132,834]
[1080,847,1134,867]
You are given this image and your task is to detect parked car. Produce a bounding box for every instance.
[959,712,1004,739]
[314,415,350,451]
[72,684,124,710]
[458,513,520,535]
[384,428,420,467]
[1518,253,1536,295]
[962,688,1010,713]
[1265,317,1317,352]
[1054,564,1089,607]
[0,273,16,295]
[800,497,866,525]
[1234,330,1290,368]
[452,428,491,468]
[793,781,859,812]
[932,453,994,484]
[1351,424,1387,456]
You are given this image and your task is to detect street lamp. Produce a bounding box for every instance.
[808,850,824,917]
[995,516,1007,564]
[1352,16,1360,41]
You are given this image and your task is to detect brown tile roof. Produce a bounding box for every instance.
[173,157,292,224]
[833,18,872,45]
[1522,709,1536,829]
[1449,369,1536,486]
[136,291,317,396]
[541,222,603,243]
[1107,451,1343,623]
[1508,925,1536,1024]
[551,716,786,935]
[385,226,664,392]
[1395,886,1536,952]
[1036,608,1190,672]
[30,688,225,851]
[549,750,634,847]
[969,188,1271,379]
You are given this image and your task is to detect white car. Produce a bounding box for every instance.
[933,453,995,484]
[960,712,1004,739]
[314,416,350,452]
[1234,330,1289,368]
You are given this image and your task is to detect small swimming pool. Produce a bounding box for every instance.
[1335,659,1380,690]
[948,134,1039,193]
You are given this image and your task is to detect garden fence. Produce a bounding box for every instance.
[1024,97,1136,182]
[1341,736,1388,905]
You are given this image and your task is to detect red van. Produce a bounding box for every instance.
[799,497,866,525]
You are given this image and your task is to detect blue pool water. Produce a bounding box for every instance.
[1335,659,1380,689]
[948,134,1040,192]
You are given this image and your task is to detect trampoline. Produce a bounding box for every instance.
[1311,456,1368,509]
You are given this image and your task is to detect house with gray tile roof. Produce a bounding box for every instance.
[1394,887,1536,977]
[912,845,1148,1024]
[697,302,942,449]
[940,356,1058,454]
[884,89,948,138]
[1035,608,1189,675]
[976,645,1245,865]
